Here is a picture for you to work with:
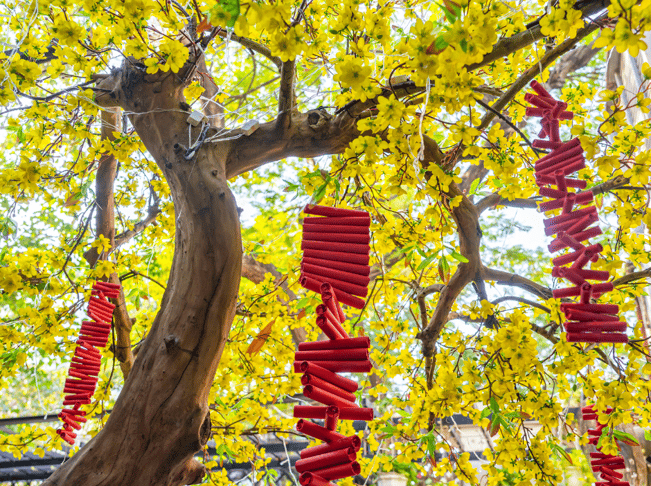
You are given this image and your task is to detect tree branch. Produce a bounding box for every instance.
[82,108,135,379]
[277,60,295,130]
[476,175,631,213]
[225,108,357,179]
[547,42,602,90]
[492,295,551,313]
[215,29,282,69]
[467,0,609,72]
[476,15,606,135]
[612,267,651,287]
[114,205,162,250]
[481,266,553,300]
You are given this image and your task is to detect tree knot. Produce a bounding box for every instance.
[307,108,332,130]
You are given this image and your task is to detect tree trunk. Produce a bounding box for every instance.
[43,59,242,486]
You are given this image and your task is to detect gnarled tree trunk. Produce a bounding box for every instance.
[43,58,242,486]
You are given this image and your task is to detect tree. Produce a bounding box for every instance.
[1,0,650,484]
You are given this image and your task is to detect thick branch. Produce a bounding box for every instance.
[85,108,135,379]
[613,267,651,287]
[225,109,357,179]
[416,182,483,357]
[277,60,295,129]
[469,0,609,72]
[481,266,553,300]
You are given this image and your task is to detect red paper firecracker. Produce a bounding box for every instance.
[56,280,121,445]
[526,82,635,485]
[581,405,630,486]
[294,205,374,483]
[525,81,628,345]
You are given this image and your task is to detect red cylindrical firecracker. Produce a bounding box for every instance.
[296,419,346,442]
[303,232,371,245]
[304,205,369,218]
[301,374,357,402]
[325,406,339,431]
[303,223,369,235]
[300,436,362,459]
[564,321,626,333]
[303,249,370,266]
[298,473,337,486]
[321,283,346,323]
[564,309,620,322]
[566,332,628,343]
[294,360,373,373]
[316,315,344,341]
[301,240,370,255]
[295,447,356,473]
[560,303,619,314]
[297,362,359,392]
[298,337,370,351]
[303,384,357,408]
[302,263,371,287]
[309,461,361,480]
[303,216,371,226]
[303,257,370,276]
[295,348,369,362]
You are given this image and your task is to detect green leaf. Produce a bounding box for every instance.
[551,444,573,465]
[645,429,651,441]
[221,0,240,27]
[417,253,437,272]
[489,397,499,413]
[613,430,639,446]
[312,180,329,204]
[449,250,468,263]
[488,417,501,436]
[469,177,481,195]
[434,36,448,51]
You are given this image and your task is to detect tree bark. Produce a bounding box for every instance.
[43,59,242,486]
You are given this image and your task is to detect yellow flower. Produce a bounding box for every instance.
[94,260,115,278]
[334,55,372,92]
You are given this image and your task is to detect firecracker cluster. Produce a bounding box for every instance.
[56,281,120,445]
[293,205,374,486]
[582,405,630,486]
[526,80,632,484]
[525,80,628,344]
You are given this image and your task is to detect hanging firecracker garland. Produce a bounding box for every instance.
[525,80,628,344]
[582,405,630,486]
[293,205,374,486]
[526,80,632,484]
[56,281,121,445]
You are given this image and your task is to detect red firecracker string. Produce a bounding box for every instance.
[582,405,630,486]
[56,281,120,445]
[526,82,632,485]
[525,81,628,345]
[294,205,374,485]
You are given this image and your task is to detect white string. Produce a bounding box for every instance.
[417,76,431,162]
